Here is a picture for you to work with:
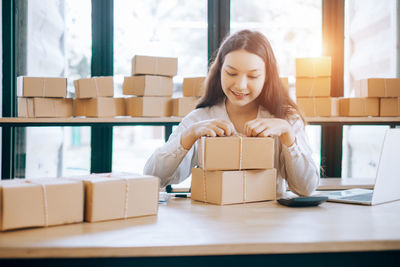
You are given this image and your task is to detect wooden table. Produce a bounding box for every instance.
[0,197,399,266]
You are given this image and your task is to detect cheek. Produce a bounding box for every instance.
[249,79,265,94]
[221,74,233,91]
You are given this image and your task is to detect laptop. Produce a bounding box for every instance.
[320,128,400,205]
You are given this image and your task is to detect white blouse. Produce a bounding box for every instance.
[143,101,320,197]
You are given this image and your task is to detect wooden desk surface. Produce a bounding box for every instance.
[0,198,399,259]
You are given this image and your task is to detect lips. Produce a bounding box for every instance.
[231,89,250,97]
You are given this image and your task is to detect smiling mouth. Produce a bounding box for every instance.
[231,90,250,97]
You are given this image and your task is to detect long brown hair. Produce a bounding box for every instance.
[197,30,304,124]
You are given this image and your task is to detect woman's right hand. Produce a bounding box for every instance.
[180,119,235,150]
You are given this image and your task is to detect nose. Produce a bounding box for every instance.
[236,75,247,90]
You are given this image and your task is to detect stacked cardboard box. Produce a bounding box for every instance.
[191,136,277,205]
[17,76,73,118]
[351,78,400,117]
[0,178,84,231]
[295,57,339,117]
[172,77,205,117]
[124,55,177,117]
[73,76,125,117]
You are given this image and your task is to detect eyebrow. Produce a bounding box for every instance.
[225,65,262,72]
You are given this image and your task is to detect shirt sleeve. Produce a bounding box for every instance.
[143,113,199,188]
[279,117,320,196]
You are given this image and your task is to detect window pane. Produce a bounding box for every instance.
[343,0,396,178]
[113,0,207,175]
[20,0,92,178]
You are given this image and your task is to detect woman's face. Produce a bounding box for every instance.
[221,49,266,108]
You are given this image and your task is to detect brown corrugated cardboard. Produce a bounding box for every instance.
[123,75,173,96]
[172,97,199,117]
[18,97,73,118]
[132,55,178,77]
[191,168,276,205]
[380,98,400,116]
[296,57,331,77]
[182,77,206,97]
[296,77,331,97]
[198,136,274,171]
[17,76,67,98]
[73,97,125,117]
[74,76,114,99]
[297,97,339,117]
[0,178,84,231]
[355,78,400,97]
[339,97,379,117]
[70,173,159,223]
[125,96,172,117]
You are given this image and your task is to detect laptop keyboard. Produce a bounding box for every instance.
[341,192,373,202]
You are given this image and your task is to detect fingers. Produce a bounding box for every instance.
[212,119,235,136]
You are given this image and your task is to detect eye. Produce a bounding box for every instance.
[248,75,260,79]
[225,70,237,77]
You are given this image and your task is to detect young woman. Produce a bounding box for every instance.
[144,30,319,197]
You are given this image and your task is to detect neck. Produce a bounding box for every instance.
[225,99,259,118]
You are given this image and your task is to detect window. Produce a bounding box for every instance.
[342,0,397,178]
[17,0,92,178]
[112,0,207,174]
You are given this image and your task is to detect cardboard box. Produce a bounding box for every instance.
[280,77,289,92]
[296,57,331,77]
[18,97,73,118]
[172,97,199,117]
[123,75,173,97]
[191,168,276,205]
[339,97,379,117]
[132,55,178,77]
[297,97,339,117]
[17,76,67,98]
[70,173,159,222]
[296,77,331,97]
[0,178,84,231]
[355,78,400,97]
[380,98,400,116]
[74,76,114,99]
[125,96,172,117]
[198,136,274,171]
[73,97,125,117]
[182,77,206,97]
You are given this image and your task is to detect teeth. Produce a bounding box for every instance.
[232,90,248,96]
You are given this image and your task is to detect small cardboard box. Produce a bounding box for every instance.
[380,98,400,116]
[339,97,379,117]
[18,97,73,118]
[123,75,173,96]
[297,97,339,117]
[172,97,199,117]
[182,77,206,97]
[355,78,400,97]
[73,97,125,117]
[0,178,84,231]
[70,173,159,223]
[17,76,67,98]
[191,168,277,205]
[296,77,331,97]
[296,57,331,77]
[198,136,274,171]
[74,76,114,99]
[125,96,172,117]
[132,55,178,77]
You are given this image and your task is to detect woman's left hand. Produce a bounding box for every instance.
[244,118,296,147]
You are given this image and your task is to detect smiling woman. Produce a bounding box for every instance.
[144,30,319,197]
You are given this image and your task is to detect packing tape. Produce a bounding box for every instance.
[42,79,46,97]
[312,97,317,117]
[239,135,243,170]
[123,178,130,219]
[242,171,247,202]
[363,99,367,116]
[384,79,388,97]
[52,100,57,117]
[192,79,197,96]
[201,137,207,202]
[94,77,100,97]
[28,98,35,117]
[308,78,316,97]
[154,57,159,75]
[26,181,49,227]
[202,170,208,202]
